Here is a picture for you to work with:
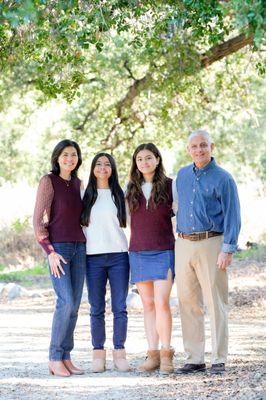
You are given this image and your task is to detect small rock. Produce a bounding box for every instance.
[2,283,23,299]
[30,292,44,298]
[170,297,179,307]
[126,291,143,309]
[254,372,262,381]
[0,282,5,294]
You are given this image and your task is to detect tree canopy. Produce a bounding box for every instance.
[0,1,265,184]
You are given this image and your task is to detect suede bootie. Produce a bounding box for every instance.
[160,348,174,374]
[63,359,84,375]
[92,349,106,373]
[138,350,160,372]
[113,349,130,372]
[48,361,71,377]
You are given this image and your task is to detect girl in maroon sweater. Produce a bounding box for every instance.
[126,143,175,374]
[33,139,86,377]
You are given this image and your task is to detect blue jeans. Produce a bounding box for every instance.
[49,242,86,361]
[86,252,129,349]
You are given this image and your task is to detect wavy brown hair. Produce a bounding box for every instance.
[126,143,169,212]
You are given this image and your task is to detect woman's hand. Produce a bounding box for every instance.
[48,252,67,278]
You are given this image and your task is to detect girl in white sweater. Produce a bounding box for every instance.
[81,153,130,373]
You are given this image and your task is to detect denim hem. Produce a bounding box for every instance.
[131,274,174,285]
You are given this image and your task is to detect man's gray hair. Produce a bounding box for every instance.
[188,129,213,144]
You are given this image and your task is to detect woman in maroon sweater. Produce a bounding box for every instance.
[126,143,175,374]
[33,139,86,377]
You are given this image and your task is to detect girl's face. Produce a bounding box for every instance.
[135,149,159,177]
[93,156,112,182]
[58,146,78,174]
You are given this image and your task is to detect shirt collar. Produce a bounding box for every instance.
[193,157,217,173]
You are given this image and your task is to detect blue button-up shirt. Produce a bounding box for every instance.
[175,158,241,253]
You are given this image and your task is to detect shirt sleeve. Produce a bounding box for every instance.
[33,175,55,255]
[172,178,178,215]
[220,177,241,253]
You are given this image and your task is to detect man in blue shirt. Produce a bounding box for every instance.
[175,129,241,375]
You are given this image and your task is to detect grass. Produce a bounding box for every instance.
[0,263,48,286]
[234,244,266,261]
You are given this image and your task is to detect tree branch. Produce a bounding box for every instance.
[201,31,254,68]
[76,104,99,131]
[123,60,136,80]
[100,74,150,146]
[98,30,256,152]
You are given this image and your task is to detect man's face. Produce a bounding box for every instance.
[187,135,214,168]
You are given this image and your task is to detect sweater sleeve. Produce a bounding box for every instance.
[33,175,55,255]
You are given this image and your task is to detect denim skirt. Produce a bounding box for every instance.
[129,250,175,284]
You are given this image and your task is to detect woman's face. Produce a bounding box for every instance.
[93,156,112,182]
[135,149,159,177]
[58,146,78,174]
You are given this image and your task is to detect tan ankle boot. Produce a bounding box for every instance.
[63,359,84,375]
[48,361,71,377]
[92,349,106,373]
[160,348,174,374]
[113,349,130,372]
[138,350,160,372]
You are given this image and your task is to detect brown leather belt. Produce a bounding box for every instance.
[178,231,222,241]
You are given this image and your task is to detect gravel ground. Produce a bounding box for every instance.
[0,259,265,400]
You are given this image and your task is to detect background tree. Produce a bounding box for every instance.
[0,0,265,184]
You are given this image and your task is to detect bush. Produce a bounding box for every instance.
[0,219,44,271]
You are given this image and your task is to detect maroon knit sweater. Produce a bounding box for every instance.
[129,178,175,251]
[33,173,85,255]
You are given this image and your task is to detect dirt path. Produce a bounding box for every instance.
[0,260,265,400]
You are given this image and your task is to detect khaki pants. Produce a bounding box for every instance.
[175,235,228,364]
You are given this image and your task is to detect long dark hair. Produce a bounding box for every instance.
[81,153,126,227]
[51,139,82,177]
[126,143,169,212]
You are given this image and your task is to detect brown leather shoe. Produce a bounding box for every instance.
[48,361,71,377]
[210,363,225,374]
[63,359,84,375]
[176,363,206,374]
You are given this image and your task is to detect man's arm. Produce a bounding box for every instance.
[217,176,241,269]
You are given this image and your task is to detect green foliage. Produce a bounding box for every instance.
[0,1,265,184]
[234,245,266,262]
[0,1,265,101]
[0,262,47,284]
[11,216,30,234]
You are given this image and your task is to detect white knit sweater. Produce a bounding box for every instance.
[84,189,128,255]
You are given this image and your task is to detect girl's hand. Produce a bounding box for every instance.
[48,252,67,278]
